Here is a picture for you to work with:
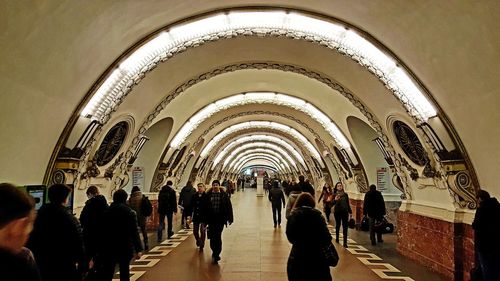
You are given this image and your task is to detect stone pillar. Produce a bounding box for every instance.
[256,176,264,197]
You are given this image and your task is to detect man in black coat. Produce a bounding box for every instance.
[363,184,386,245]
[268,180,286,227]
[191,182,209,250]
[0,183,40,281]
[101,189,143,281]
[80,185,108,267]
[297,175,315,198]
[206,180,233,264]
[28,184,85,281]
[157,180,178,241]
[472,190,500,281]
[178,180,196,229]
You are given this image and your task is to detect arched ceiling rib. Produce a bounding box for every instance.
[222,146,299,173]
[213,134,307,165]
[231,154,288,173]
[169,92,350,149]
[81,9,436,125]
[216,139,305,168]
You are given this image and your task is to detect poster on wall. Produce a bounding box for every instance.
[376,167,389,192]
[132,166,145,190]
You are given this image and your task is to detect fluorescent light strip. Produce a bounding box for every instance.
[170,92,350,149]
[224,148,294,171]
[235,156,291,175]
[81,10,436,127]
[200,121,321,162]
[237,159,283,174]
[213,135,305,167]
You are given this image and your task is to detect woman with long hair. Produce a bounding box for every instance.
[332,182,352,248]
[318,182,334,223]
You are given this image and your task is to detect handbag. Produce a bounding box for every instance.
[374,217,394,234]
[321,242,339,267]
[360,215,369,231]
[348,217,356,229]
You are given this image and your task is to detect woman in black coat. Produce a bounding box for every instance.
[286,193,333,281]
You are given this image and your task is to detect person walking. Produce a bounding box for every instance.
[27,184,86,281]
[80,185,109,273]
[332,182,352,248]
[157,180,177,241]
[318,182,334,223]
[101,189,143,281]
[206,180,233,264]
[192,182,209,251]
[0,183,40,281]
[268,180,286,228]
[363,184,386,245]
[285,184,302,219]
[179,181,196,229]
[128,186,150,250]
[286,193,333,281]
[297,175,315,198]
[472,190,500,281]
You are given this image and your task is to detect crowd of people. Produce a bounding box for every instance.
[1,177,499,281]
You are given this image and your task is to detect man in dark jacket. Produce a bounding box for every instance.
[101,189,143,281]
[28,184,85,281]
[297,175,315,198]
[206,180,233,264]
[192,182,209,250]
[0,183,40,281]
[268,180,286,227]
[472,190,500,281]
[80,185,108,265]
[178,181,196,229]
[157,180,177,241]
[363,184,386,245]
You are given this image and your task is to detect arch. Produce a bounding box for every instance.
[223,148,296,172]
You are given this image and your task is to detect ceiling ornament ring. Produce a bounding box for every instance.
[81,62,410,198]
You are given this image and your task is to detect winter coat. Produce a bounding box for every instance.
[80,194,108,257]
[286,191,302,219]
[27,203,85,281]
[206,189,233,226]
[128,191,147,228]
[333,191,352,214]
[297,180,315,198]
[191,191,209,223]
[101,202,143,258]
[269,187,286,208]
[158,185,177,214]
[363,189,386,220]
[472,197,500,256]
[286,206,332,281]
[0,248,41,281]
[178,184,197,209]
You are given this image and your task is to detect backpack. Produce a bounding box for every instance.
[141,195,153,217]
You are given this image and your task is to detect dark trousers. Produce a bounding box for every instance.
[139,224,149,249]
[334,211,348,244]
[272,205,282,225]
[208,223,224,258]
[368,217,383,244]
[157,212,173,241]
[193,222,207,248]
[478,252,500,281]
[102,255,132,281]
[323,204,332,222]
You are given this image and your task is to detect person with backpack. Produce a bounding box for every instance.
[363,184,386,245]
[178,181,196,229]
[128,186,151,250]
[472,189,500,281]
[157,180,177,241]
[80,185,109,274]
[268,180,286,228]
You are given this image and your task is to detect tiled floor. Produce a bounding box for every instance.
[127,189,449,281]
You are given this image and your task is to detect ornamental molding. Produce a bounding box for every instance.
[75,62,413,198]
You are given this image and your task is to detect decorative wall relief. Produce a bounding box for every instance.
[95,121,129,166]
